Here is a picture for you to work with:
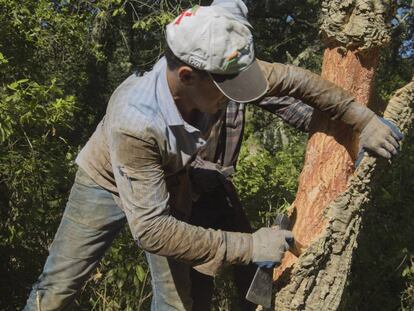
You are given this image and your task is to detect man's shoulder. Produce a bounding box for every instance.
[110,59,169,118]
[112,71,159,112]
[106,71,164,136]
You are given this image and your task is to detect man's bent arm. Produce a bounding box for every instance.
[258,60,375,132]
[110,126,252,276]
[255,96,314,133]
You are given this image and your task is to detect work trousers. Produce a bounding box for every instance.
[24,168,255,310]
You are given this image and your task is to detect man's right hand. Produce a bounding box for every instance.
[252,227,294,269]
[359,116,403,160]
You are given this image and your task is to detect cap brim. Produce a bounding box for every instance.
[210,60,268,103]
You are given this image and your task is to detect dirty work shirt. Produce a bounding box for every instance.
[76,57,252,276]
[77,56,372,275]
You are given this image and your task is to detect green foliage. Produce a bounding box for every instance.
[248,0,324,65]
[76,229,152,311]
[233,119,306,228]
[0,52,8,65]
[0,77,78,309]
[402,255,414,311]
[1,0,413,310]
[1,79,76,141]
[132,11,175,31]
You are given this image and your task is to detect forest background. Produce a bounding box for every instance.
[1,0,414,310]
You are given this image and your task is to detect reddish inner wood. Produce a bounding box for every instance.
[274,47,379,280]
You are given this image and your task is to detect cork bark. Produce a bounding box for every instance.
[274,78,414,310]
[275,0,392,278]
[320,0,394,51]
[270,1,402,309]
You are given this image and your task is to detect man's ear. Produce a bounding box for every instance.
[177,66,195,85]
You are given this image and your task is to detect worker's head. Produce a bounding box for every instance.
[165,44,227,114]
[165,5,268,114]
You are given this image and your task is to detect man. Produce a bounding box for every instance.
[25,3,402,311]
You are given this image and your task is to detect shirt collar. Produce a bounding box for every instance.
[156,57,200,133]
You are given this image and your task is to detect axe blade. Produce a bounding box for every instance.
[245,214,290,308]
[245,266,273,309]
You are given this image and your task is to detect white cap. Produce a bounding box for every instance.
[166,5,268,103]
[211,0,252,28]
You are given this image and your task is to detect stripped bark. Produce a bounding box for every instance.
[274,78,414,310]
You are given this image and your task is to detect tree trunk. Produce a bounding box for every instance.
[271,1,404,309]
[284,47,380,260]
[273,77,414,310]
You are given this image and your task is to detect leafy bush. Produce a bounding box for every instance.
[0,78,78,309]
[234,111,307,229]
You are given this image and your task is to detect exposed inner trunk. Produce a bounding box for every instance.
[275,46,380,278]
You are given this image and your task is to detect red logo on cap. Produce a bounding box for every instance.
[174,5,200,25]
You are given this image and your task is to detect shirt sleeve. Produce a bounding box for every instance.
[258,60,375,131]
[255,96,314,133]
[109,123,252,276]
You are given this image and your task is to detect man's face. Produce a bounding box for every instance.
[181,68,229,114]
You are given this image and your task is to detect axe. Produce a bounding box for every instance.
[245,214,298,309]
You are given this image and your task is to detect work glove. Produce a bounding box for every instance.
[252,227,294,269]
[356,116,404,166]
